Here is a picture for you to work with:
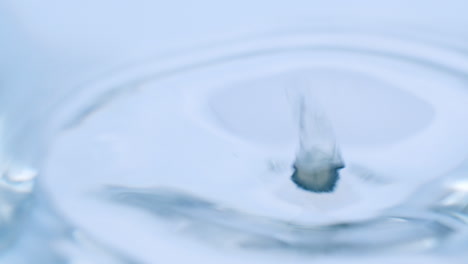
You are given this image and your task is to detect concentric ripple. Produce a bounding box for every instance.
[42,33,468,263]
